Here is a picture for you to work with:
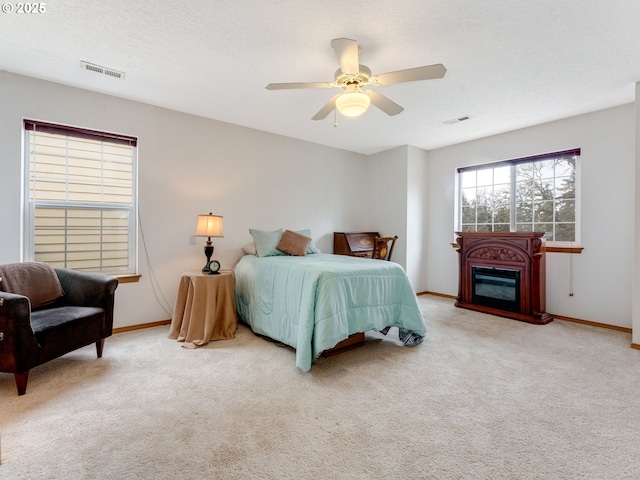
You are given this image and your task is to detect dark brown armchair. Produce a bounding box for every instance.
[0,262,118,395]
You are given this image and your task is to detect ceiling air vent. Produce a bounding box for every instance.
[443,115,470,125]
[81,61,125,80]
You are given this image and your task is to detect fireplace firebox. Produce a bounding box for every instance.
[472,266,520,313]
[455,232,552,324]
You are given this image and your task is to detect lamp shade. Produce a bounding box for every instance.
[195,213,223,237]
[335,87,371,117]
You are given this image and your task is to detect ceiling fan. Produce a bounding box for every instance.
[266,38,446,120]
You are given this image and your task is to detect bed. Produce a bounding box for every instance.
[234,251,426,371]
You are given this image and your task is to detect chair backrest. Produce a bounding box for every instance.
[372,236,398,261]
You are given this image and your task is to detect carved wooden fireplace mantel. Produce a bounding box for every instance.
[455,231,552,324]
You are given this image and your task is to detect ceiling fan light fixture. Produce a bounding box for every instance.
[335,87,370,117]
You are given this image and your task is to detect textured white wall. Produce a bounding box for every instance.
[425,104,636,328]
[365,147,409,265]
[406,146,430,291]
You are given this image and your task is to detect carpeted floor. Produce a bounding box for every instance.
[1,295,639,479]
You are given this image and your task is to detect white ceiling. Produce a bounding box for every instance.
[2,0,640,155]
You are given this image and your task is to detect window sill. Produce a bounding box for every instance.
[114,274,141,283]
[544,246,583,254]
[450,243,583,254]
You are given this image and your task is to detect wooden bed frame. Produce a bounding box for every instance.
[321,332,365,357]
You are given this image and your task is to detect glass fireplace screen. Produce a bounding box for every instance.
[471,266,521,312]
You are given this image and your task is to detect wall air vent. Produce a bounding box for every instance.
[80,61,126,80]
[443,115,470,125]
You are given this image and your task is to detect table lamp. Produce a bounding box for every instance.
[195,213,223,272]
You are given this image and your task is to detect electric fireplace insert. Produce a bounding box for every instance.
[472,266,520,313]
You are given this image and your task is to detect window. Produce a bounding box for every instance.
[457,148,580,244]
[24,120,137,274]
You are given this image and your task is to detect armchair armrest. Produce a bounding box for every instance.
[0,292,40,372]
[55,269,118,308]
[55,269,119,336]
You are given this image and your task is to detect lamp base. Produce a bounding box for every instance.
[202,242,214,273]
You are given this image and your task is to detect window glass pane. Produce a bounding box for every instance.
[476,206,491,224]
[515,180,533,204]
[515,163,533,182]
[494,166,510,185]
[534,200,554,223]
[533,179,554,202]
[515,205,533,223]
[461,187,476,206]
[460,170,476,188]
[555,158,575,177]
[555,176,575,199]
[555,199,575,222]
[477,169,493,187]
[555,223,575,242]
[493,209,510,224]
[462,206,476,224]
[538,160,555,179]
[475,185,491,226]
[476,186,491,207]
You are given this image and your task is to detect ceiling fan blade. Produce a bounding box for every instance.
[365,90,404,116]
[373,64,447,86]
[331,38,360,75]
[266,81,334,90]
[311,94,340,120]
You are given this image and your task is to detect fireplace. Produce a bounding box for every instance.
[455,232,552,324]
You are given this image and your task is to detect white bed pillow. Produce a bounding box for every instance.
[241,242,257,255]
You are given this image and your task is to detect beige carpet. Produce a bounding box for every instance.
[1,295,639,479]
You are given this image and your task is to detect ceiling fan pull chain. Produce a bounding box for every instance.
[334,108,338,128]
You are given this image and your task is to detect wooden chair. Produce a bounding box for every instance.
[372,236,398,261]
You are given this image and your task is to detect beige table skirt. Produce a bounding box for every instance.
[169,270,237,347]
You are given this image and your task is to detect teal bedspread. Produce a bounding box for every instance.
[234,254,426,371]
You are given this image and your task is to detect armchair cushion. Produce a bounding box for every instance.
[0,262,64,309]
[30,306,105,361]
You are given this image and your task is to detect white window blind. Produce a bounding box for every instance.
[24,120,137,274]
